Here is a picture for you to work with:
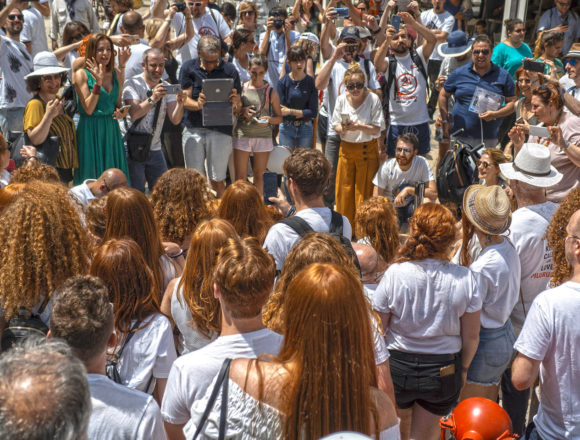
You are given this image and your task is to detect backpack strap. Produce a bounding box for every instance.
[111,320,142,363]
[410,49,429,95]
[363,58,371,85]
[386,54,397,100]
[329,210,344,235]
[279,216,314,237]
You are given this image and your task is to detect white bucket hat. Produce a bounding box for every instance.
[499,143,563,188]
[24,51,69,80]
[299,32,320,45]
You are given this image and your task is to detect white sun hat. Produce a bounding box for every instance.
[499,143,563,188]
[24,51,69,80]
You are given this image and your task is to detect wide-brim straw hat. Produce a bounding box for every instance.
[565,42,580,59]
[24,51,69,80]
[463,184,511,235]
[499,143,562,188]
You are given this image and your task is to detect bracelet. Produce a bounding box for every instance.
[164,17,172,22]
[118,65,126,69]
[371,28,381,35]
[92,84,101,95]
[169,249,184,259]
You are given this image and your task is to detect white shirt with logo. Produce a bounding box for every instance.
[420,9,454,62]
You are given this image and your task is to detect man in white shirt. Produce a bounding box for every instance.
[49,0,100,48]
[70,168,128,208]
[374,12,437,157]
[512,208,580,440]
[420,0,454,120]
[498,143,563,436]
[120,11,151,80]
[123,48,185,192]
[161,238,282,440]
[20,0,49,57]
[560,44,580,115]
[263,148,352,271]
[49,275,166,440]
[373,133,436,228]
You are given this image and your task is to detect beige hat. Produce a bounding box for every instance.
[462,184,511,235]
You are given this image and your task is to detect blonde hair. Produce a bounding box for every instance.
[344,62,365,86]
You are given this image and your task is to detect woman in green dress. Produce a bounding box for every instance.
[73,33,130,184]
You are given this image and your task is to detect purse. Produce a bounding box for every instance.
[124,100,162,163]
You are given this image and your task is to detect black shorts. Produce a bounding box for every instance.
[389,350,462,416]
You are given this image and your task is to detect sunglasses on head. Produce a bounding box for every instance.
[346,82,364,90]
[565,58,578,66]
[8,14,23,21]
[473,49,490,55]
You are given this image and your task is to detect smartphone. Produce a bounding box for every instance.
[391,14,402,32]
[523,59,545,73]
[118,104,131,111]
[340,113,351,124]
[164,84,182,94]
[335,7,350,18]
[253,117,268,124]
[529,125,551,138]
[263,172,278,205]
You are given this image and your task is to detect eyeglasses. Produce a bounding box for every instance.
[565,58,578,66]
[200,57,220,66]
[513,28,526,33]
[395,147,413,155]
[42,74,62,82]
[473,49,490,55]
[188,1,202,6]
[102,176,112,193]
[566,233,580,242]
[517,78,532,83]
[476,160,492,168]
[7,14,24,21]
[346,82,364,90]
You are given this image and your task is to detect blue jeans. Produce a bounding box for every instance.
[279,121,313,150]
[323,135,341,208]
[128,149,168,193]
[0,107,24,135]
[522,422,544,440]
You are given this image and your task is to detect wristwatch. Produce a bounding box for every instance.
[147,97,155,105]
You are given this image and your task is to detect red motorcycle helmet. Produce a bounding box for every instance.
[440,398,519,440]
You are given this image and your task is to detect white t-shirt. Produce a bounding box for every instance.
[469,238,521,328]
[564,83,580,114]
[172,9,231,63]
[0,36,33,109]
[373,259,481,354]
[0,169,11,188]
[114,313,177,393]
[514,282,580,440]
[87,374,166,440]
[161,328,283,425]
[385,47,429,125]
[232,55,250,84]
[507,202,558,333]
[122,75,176,151]
[372,156,433,200]
[331,92,385,143]
[70,179,96,207]
[323,58,381,137]
[259,30,300,89]
[420,9,454,62]
[21,7,48,58]
[124,41,150,80]
[263,207,353,271]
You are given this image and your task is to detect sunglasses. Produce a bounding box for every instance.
[188,1,202,6]
[200,57,220,66]
[7,14,24,21]
[473,49,490,55]
[395,147,413,154]
[241,10,255,16]
[476,160,492,168]
[565,58,578,66]
[346,82,364,90]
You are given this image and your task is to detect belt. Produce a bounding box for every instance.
[289,119,311,127]
[390,350,461,363]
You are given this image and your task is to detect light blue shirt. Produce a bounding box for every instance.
[537,7,580,54]
[259,30,300,88]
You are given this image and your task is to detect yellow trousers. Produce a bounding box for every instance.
[335,138,379,227]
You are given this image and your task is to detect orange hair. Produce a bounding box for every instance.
[178,219,239,337]
[83,33,116,72]
[217,181,275,244]
[90,238,160,336]
[0,183,26,214]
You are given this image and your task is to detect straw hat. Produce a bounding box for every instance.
[462,184,511,235]
[499,143,562,188]
[565,43,580,59]
[24,51,69,80]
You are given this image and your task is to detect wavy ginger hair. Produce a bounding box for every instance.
[103,187,165,300]
[355,196,400,266]
[178,219,239,337]
[0,181,90,319]
[397,203,457,264]
[545,188,580,286]
[218,181,275,244]
[276,263,379,439]
[262,232,359,333]
[150,168,215,245]
[90,239,160,336]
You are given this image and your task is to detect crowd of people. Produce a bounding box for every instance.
[1,0,580,439]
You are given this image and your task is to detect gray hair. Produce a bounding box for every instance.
[197,35,221,58]
[143,47,165,64]
[0,337,92,440]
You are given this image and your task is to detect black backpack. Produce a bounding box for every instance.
[279,210,361,275]
[436,141,479,206]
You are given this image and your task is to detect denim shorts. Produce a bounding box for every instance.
[389,350,462,416]
[278,120,313,150]
[467,319,516,386]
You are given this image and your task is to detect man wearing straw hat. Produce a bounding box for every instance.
[498,143,563,436]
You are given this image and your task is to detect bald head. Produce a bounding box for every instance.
[353,243,379,285]
[121,10,144,35]
[90,169,128,197]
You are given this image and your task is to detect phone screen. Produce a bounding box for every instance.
[523,59,545,73]
[392,15,402,32]
[263,172,278,206]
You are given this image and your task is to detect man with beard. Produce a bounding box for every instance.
[316,25,381,208]
[374,12,437,158]
[372,132,436,229]
[0,0,33,134]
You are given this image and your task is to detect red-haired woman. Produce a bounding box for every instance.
[160,219,239,354]
[187,262,399,439]
[217,180,275,244]
[372,203,481,440]
[73,33,130,183]
[91,238,176,404]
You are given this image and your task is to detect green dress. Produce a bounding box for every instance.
[74,69,129,184]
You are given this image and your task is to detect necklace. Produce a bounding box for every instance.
[290,73,306,89]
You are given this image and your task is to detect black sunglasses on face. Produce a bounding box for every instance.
[473,49,490,55]
[346,82,364,90]
[8,14,23,21]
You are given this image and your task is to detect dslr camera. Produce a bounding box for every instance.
[174,2,186,11]
[273,16,284,29]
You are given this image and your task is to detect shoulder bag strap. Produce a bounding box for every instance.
[329,209,344,235]
[279,216,314,237]
[112,320,142,363]
[192,358,232,440]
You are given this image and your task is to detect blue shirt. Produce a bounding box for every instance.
[276,74,318,121]
[444,62,515,140]
[259,30,300,89]
[538,7,580,55]
[491,42,533,78]
[179,58,242,135]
